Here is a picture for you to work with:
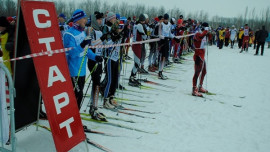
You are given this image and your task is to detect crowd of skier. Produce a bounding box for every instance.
[0,9,270,122]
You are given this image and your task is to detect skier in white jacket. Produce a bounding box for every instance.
[230,25,237,48]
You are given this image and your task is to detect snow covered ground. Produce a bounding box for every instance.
[4,44,270,152]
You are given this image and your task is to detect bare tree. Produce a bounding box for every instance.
[4,0,17,16]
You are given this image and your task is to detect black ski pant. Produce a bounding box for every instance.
[219,40,224,49]
[71,76,85,109]
[225,38,229,47]
[103,59,119,99]
[238,39,243,49]
[256,42,265,55]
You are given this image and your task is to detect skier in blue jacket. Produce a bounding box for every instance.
[64,9,103,109]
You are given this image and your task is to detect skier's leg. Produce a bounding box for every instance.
[261,42,265,55]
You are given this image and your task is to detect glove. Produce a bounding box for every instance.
[100,34,107,41]
[201,22,209,27]
[174,37,180,43]
[95,56,103,63]
[80,39,91,48]
[59,26,64,31]
[111,33,121,42]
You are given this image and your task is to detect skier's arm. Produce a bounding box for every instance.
[86,48,96,61]
[159,23,165,39]
[196,30,208,41]
[64,33,84,58]
[169,25,175,39]
[137,24,147,40]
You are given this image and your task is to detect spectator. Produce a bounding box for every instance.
[255,26,268,56]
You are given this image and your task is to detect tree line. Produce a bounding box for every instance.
[1,0,270,30]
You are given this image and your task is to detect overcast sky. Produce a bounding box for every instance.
[108,0,270,18]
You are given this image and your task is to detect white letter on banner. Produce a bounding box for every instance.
[59,117,74,138]
[33,9,51,28]
[48,65,66,87]
[54,92,69,115]
[39,37,55,53]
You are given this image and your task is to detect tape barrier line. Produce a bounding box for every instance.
[1,33,195,63]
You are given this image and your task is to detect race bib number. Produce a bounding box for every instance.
[244,29,249,36]
[95,48,103,56]
[111,47,120,61]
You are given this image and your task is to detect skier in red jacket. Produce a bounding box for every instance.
[240,24,250,52]
[192,22,209,97]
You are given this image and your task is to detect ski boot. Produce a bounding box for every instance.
[109,96,124,109]
[148,65,156,72]
[239,49,244,53]
[103,98,116,109]
[128,76,141,87]
[89,105,107,121]
[158,71,168,80]
[192,87,203,97]
[198,86,208,93]
[140,65,149,74]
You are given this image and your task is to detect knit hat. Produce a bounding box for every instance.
[58,13,66,19]
[179,15,183,19]
[154,17,159,22]
[177,19,183,25]
[0,16,9,27]
[72,9,87,23]
[164,13,169,20]
[139,14,146,22]
[106,12,116,22]
[7,17,14,23]
[95,12,103,20]
[158,16,163,20]
[116,13,120,20]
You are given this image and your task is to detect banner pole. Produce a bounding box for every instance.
[36,92,42,131]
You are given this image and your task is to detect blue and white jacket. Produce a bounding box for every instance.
[64,27,96,77]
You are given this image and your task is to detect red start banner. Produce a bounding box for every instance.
[20,1,85,151]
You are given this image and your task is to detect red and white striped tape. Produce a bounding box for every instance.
[1,33,195,63]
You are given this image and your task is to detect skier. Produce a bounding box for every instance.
[172,19,184,63]
[218,27,225,49]
[148,17,160,72]
[158,13,176,79]
[123,17,132,60]
[224,27,230,47]
[192,22,209,97]
[238,27,244,49]
[254,28,260,50]
[240,24,250,53]
[230,25,237,48]
[100,12,122,109]
[255,25,268,56]
[58,13,69,39]
[139,14,150,74]
[64,9,103,109]
[128,14,147,87]
[85,12,107,120]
